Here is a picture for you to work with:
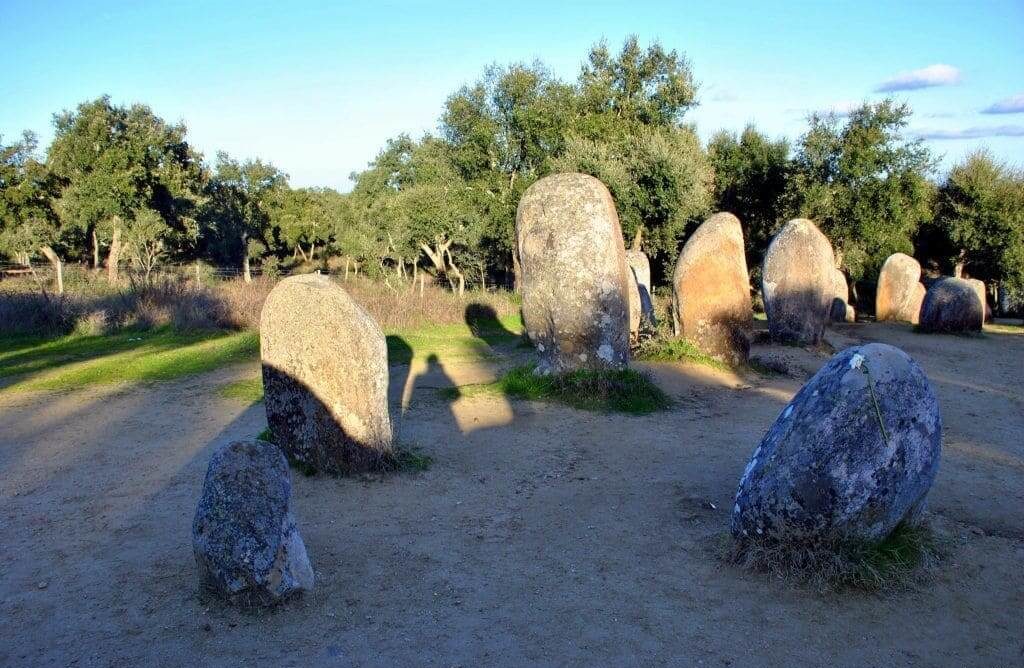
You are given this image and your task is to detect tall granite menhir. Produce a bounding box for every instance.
[672,212,753,365]
[762,218,834,345]
[516,173,631,374]
[876,253,926,324]
[260,274,393,473]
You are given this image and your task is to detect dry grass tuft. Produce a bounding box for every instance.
[723,522,942,593]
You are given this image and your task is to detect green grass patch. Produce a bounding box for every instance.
[443,365,671,415]
[985,322,1024,335]
[219,376,264,403]
[0,328,258,392]
[635,336,729,371]
[0,310,524,392]
[385,313,523,364]
[725,523,941,592]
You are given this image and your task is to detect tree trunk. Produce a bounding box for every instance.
[309,242,316,261]
[241,231,252,283]
[91,229,101,270]
[296,244,308,262]
[512,247,522,293]
[40,246,63,295]
[344,257,350,280]
[106,226,121,284]
[953,261,965,278]
[480,264,486,292]
[195,260,202,285]
[631,226,644,251]
[445,248,465,297]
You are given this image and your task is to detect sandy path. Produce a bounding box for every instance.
[0,323,1021,667]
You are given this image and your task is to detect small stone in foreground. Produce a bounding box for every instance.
[193,440,313,607]
[732,343,941,546]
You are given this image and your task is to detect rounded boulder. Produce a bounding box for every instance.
[671,212,753,365]
[193,440,314,607]
[762,219,834,345]
[732,343,942,545]
[516,173,630,374]
[876,253,926,324]
[919,277,984,333]
[261,274,393,473]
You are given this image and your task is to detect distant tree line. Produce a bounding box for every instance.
[2,37,1022,304]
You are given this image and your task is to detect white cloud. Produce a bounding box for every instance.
[875,64,962,92]
[982,93,1024,114]
[914,125,1024,140]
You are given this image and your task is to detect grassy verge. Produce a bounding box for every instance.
[0,328,258,392]
[724,523,941,592]
[985,322,1024,335]
[0,311,524,393]
[256,428,431,475]
[218,376,263,402]
[442,365,671,415]
[635,336,729,371]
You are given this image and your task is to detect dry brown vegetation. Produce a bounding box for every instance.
[0,268,520,337]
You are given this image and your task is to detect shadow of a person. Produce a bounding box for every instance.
[464,302,518,347]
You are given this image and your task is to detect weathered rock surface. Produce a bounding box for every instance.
[671,212,752,365]
[919,277,984,333]
[516,173,630,373]
[732,343,942,545]
[965,278,991,322]
[193,440,314,606]
[625,250,656,328]
[876,253,926,324]
[761,219,835,345]
[829,268,855,323]
[627,269,642,340]
[261,274,393,473]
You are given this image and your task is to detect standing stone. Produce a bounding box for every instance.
[829,268,855,323]
[625,249,656,327]
[964,278,991,322]
[876,253,926,324]
[919,277,984,333]
[732,343,941,545]
[193,440,314,607]
[762,219,834,345]
[261,274,393,473]
[516,173,630,374]
[627,268,642,340]
[671,212,753,365]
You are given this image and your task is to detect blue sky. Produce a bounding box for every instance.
[2,0,1022,190]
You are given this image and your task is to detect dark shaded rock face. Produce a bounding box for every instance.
[919,277,984,333]
[261,274,393,474]
[761,219,834,345]
[193,440,314,607]
[732,343,942,545]
[829,268,855,323]
[516,173,630,374]
[625,250,656,330]
[671,212,753,365]
[876,253,926,324]
[964,278,992,322]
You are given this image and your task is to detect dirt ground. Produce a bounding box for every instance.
[1,321,1022,667]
